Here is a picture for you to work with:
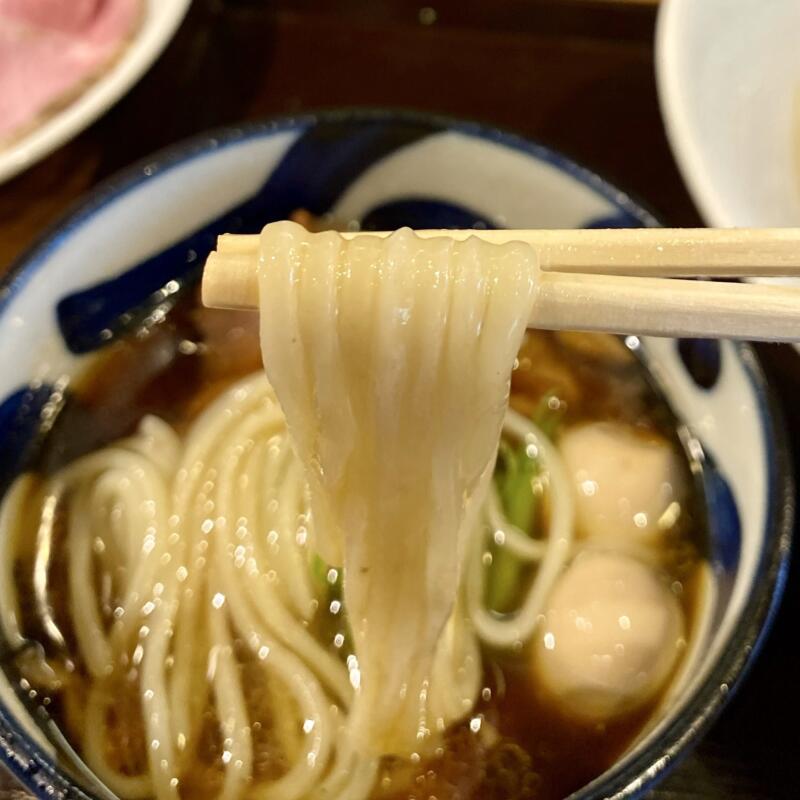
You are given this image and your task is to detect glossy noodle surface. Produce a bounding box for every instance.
[258,222,537,754]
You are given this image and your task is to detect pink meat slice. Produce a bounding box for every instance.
[0,0,102,33]
[0,0,140,141]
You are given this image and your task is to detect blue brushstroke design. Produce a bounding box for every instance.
[583,211,645,229]
[56,118,442,354]
[706,467,741,573]
[0,385,56,494]
[677,338,722,390]
[361,198,493,231]
[361,200,646,235]
[702,454,741,628]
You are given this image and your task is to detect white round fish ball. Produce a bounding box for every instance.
[533,551,685,722]
[559,421,686,551]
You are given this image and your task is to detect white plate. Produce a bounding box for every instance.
[656,0,800,228]
[0,0,191,185]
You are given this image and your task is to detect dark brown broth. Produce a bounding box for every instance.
[9,287,707,800]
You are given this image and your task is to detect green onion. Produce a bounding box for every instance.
[310,553,331,595]
[310,553,350,653]
[485,392,563,613]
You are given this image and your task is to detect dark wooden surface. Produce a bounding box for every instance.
[0,1,797,798]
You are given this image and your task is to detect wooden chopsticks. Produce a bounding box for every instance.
[202,226,800,342]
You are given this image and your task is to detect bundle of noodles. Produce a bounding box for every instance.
[257,222,538,755]
[0,378,379,799]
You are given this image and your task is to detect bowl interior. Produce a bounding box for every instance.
[0,111,789,799]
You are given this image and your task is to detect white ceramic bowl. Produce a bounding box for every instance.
[656,0,800,227]
[0,0,191,185]
[0,111,792,799]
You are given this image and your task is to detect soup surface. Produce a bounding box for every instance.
[0,245,707,800]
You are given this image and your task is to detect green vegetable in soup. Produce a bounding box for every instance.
[485,392,563,613]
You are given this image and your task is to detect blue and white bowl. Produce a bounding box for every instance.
[0,110,792,799]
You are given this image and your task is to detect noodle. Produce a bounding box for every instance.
[257,222,539,755]
[0,377,357,799]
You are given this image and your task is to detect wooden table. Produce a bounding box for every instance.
[0,1,796,798]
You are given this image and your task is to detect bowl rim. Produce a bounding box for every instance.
[1,106,659,320]
[0,108,793,800]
